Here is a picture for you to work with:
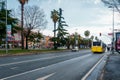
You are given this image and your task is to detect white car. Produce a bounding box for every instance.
[71,46,79,52]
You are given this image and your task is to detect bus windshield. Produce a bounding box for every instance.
[93,42,101,46]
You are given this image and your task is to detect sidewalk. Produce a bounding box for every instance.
[102,53,120,80]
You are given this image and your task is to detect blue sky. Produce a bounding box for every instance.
[7,0,120,44]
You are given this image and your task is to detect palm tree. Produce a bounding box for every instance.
[84,30,90,48]
[18,0,29,49]
[51,9,59,49]
[84,30,90,38]
[51,9,59,38]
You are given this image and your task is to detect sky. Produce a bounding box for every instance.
[7,0,120,44]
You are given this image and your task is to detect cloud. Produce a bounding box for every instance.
[94,0,101,4]
[90,9,120,27]
[48,0,52,4]
[58,0,61,4]
[42,29,53,36]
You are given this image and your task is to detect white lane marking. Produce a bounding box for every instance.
[81,55,105,80]
[0,67,45,80]
[13,58,18,60]
[10,67,18,70]
[0,57,53,67]
[36,73,55,80]
[1,54,92,80]
[0,52,90,67]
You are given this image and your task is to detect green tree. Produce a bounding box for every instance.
[51,9,59,49]
[28,31,43,45]
[82,38,88,48]
[78,34,82,49]
[95,36,99,41]
[51,9,59,38]
[84,30,90,38]
[57,8,68,47]
[66,34,71,49]
[89,35,94,47]
[69,34,75,49]
[0,1,20,45]
[18,0,29,49]
[84,30,91,48]
[90,35,94,41]
[51,8,68,49]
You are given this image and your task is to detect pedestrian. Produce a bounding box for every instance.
[107,47,110,51]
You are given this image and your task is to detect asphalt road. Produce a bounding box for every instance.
[0,50,105,80]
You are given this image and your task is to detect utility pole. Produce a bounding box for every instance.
[108,4,115,54]
[5,0,8,53]
[112,6,114,54]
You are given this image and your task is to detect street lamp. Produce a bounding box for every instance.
[109,5,115,54]
[112,6,115,54]
[5,0,8,53]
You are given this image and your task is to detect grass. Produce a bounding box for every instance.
[0,48,90,56]
[0,48,68,56]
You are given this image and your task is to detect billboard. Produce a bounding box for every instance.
[115,32,120,51]
[7,25,11,37]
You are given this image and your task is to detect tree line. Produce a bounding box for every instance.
[0,0,101,50]
[50,8,101,49]
[0,0,47,49]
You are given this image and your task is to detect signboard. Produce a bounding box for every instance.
[7,25,11,37]
[115,32,120,51]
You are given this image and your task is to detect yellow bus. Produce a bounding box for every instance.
[91,41,106,53]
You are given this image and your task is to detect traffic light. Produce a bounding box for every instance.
[100,33,101,36]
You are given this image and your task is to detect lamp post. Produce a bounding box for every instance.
[112,6,114,54]
[109,5,115,54]
[5,0,8,53]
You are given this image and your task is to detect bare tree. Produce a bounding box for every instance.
[23,5,47,49]
[102,0,120,13]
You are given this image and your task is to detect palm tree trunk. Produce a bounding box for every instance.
[54,22,57,49]
[21,4,24,49]
[26,36,28,49]
[54,22,56,38]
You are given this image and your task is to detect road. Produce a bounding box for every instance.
[0,50,106,80]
